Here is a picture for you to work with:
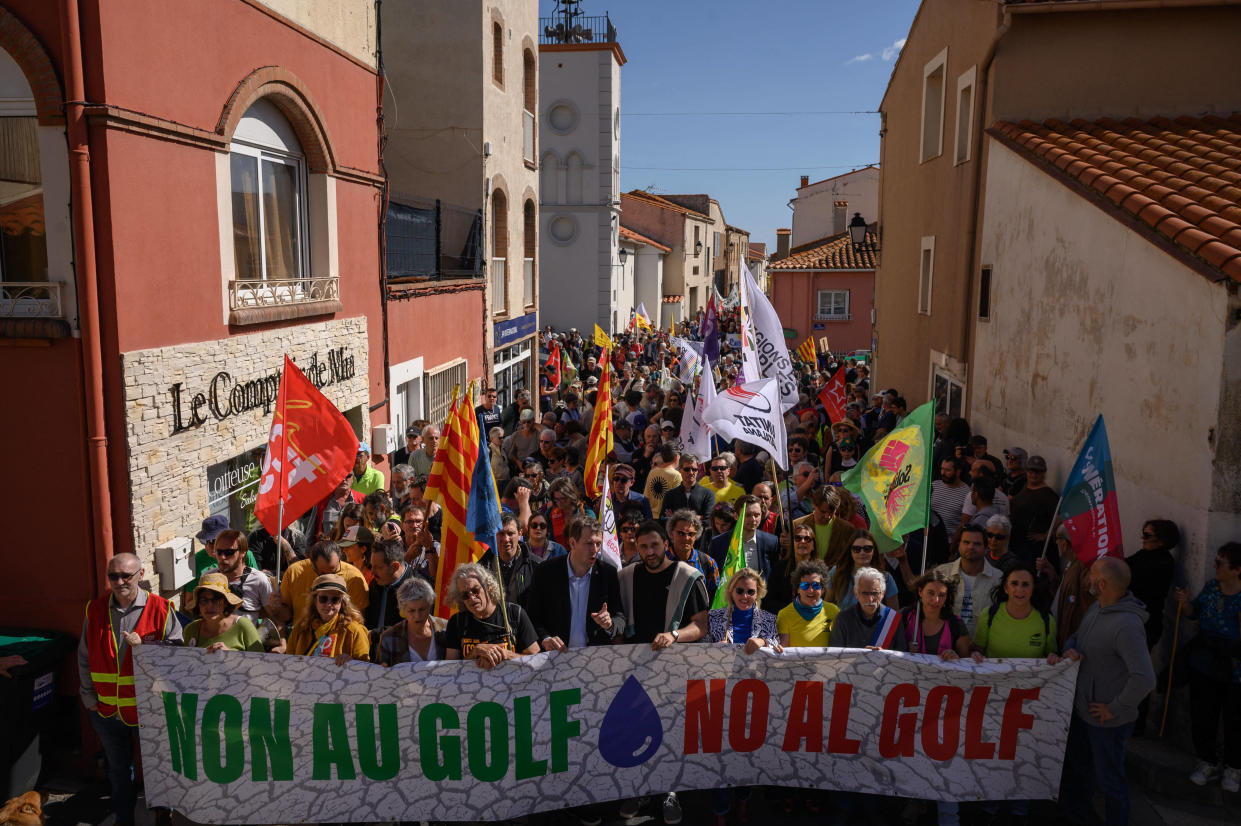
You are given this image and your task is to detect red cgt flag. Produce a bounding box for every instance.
[817,366,848,424]
[254,355,360,544]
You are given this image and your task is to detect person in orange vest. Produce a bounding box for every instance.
[77,552,182,826]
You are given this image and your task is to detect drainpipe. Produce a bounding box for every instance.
[62,0,114,584]
[961,9,1011,415]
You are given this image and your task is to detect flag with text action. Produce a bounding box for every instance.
[1058,414,1123,565]
[254,355,359,548]
[702,377,788,470]
[841,400,935,553]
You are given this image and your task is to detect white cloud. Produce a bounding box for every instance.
[846,53,874,64]
[881,38,906,61]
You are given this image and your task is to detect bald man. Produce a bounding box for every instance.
[1052,555,1155,826]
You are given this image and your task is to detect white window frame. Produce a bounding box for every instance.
[228,141,310,282]
[815,289,850,320]
[955,65,977,165]
[920,47,948,163]
[931,366,965,421]
[919,236,935,315]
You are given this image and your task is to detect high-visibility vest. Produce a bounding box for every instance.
[85,592,172,726]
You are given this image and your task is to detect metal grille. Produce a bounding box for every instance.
[386,195,483,282]
[424,360,468,430]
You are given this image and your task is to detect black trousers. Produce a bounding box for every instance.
[1189,668,1241,768]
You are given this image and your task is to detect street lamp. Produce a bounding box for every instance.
[619,248,628,263]
[848,212,868,249]
[694,240,703,256]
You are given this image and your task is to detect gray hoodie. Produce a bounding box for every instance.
[1064,592,1155,727]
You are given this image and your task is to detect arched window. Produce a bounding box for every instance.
[0,49,47,285]
[566,153,583,204]
[540,152,559,203]
[229,99,307,282]
[523,199,536,307]
[491,189,508,313]
[492,22,504,87]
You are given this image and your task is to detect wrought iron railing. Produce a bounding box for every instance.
[540,14,617,45]
[228,276,339,310]
[0,281,64,318]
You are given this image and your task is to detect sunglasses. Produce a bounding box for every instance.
[851,544,876,553]
[734,587,757,596]
[710,465,728,472]
[795,535,815,543]
[463,585,485,599]
[985,532,1009,541]
[316,594,342,605]
[107,570,139,583]
[215,546,240,557]
[798,581,825,591]
[529,522,548,530]
[620,524,639,532]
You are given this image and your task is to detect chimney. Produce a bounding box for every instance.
[799,175,809,189]
[833,200,848,235]
[775,228,791,260]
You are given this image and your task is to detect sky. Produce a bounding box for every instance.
[538,0,921,250]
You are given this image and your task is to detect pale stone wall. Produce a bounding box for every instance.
[120,318,369,576]
[256,0,377,68]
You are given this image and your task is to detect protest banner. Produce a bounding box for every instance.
[135,644,1077,823]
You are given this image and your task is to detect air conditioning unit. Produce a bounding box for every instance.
[372,424,398,456]
[154,536,193,592]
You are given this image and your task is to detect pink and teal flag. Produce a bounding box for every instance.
[1059,414,1123,565]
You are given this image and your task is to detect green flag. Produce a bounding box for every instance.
[711,511,747,609]
[841,400,936,553]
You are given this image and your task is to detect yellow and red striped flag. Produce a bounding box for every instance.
[584,349,614,498]
[425,385,489,618]
[797,337,817,364]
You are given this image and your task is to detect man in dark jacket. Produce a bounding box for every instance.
[1054,557,1155,826]
[661,455,715,523]
[492,513,536,607]
[525,516,624,650]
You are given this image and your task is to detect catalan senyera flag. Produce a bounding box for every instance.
[711,511,747,609]
[797,337,817,363]
[584,349,613,498]
[594,324,613,350]
[426,386,490,618]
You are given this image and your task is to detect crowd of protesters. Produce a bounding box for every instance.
[76,312,1240,826]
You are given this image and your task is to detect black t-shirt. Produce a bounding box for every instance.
[476,404,502,434]
[630,564,710,644]
[444,603,537,657]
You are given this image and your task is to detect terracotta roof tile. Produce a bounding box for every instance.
[618,224,672,253]
[768,231,878,271]
[989,113,1241,283]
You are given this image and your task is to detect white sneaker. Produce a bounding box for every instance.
[1189,760,1219,786]
[619,797,642,820]
[663,792,683,825]
[1223,766,1240,793]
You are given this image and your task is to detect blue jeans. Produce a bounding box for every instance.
[1062,714,1134,826]
[90,710,136,825]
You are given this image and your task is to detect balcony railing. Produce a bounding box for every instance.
[229,276,339,310]
[523,257,534,306]
[540,14,617,45]
[813,313,853,322]
[0,281,64,318]
[492,257,506,309]
[523,109,536,164]
[386,195,484,283]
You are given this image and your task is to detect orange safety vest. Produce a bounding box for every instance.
[85,592,172,726]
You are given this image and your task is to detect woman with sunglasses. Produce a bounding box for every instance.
[286,574,371,665]
[616,506,646,566]
[982,514,1016,569]
[524,514,567,564]
[444,562,540,669]
[183,572,264,653]
[826,530,899,611]
[699,567,780,826]
[777,559,837,648]
[769,523,820,612]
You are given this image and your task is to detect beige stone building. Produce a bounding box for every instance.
[619,190,713,324]
[874,0,1241,585]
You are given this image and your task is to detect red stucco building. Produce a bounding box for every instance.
[768,231,877,357]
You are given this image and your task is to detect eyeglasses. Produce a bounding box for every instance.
[857,590,883,598]
[316,594,342,605]
[215,546,240,557]
[795,535,815,543]
[463,585,485,599]
[985,532,1009,541]
[850,544,876,553]
[798,581,825,591]
[710,465,727,472]
[107,570,139,583]
[734,587,757,596]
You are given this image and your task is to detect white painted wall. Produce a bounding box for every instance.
[632,244,664,331]
[539,45,621,331]
[791,166,880,248]
[973,140,1238,589]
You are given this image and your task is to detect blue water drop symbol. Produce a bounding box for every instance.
[598,675,663,768]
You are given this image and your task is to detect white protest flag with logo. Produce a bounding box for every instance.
[742,262,798,412]
[681,356,717,463]
[736,275,762,383]
[703,377,788,469]
[669,336,702,386]
[598,470,622,569]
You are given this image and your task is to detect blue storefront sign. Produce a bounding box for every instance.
[494,312,537,346]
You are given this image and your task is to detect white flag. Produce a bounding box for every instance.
[680,356,716,463]
[703,377,789,470]
[742,262,798,412]
[669,336,702,385]
[737,271,762,383]
[598,470,622,569]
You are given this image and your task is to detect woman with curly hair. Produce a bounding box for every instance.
[443,563,540,669]
[285,574,370,664]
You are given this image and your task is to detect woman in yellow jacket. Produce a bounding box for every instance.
[286,574,370,664]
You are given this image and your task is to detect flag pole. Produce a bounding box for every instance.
[1158,600,1183,737]
[274,356,290,583]
[1038,495,1065,560]
[768,457,790,545]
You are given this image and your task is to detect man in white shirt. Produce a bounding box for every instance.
[932,525,1003,636]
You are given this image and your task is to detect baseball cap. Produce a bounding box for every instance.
[337,525,375,548]
[519,409,536,422]
[1026,455,1047,472]
[357,441,371,454]
[660,421,676,432]
[1004,446,1027,461]
[405,425,421,439]
[196,514,229,543]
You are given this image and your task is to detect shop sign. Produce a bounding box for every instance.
[494,312,537,347]
[168,347,357,435]
[206,446,265,532]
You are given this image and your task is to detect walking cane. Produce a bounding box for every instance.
[1158,599,1183,738]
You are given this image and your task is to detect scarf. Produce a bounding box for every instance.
[793,600,823,622]
[729,606,754,643]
